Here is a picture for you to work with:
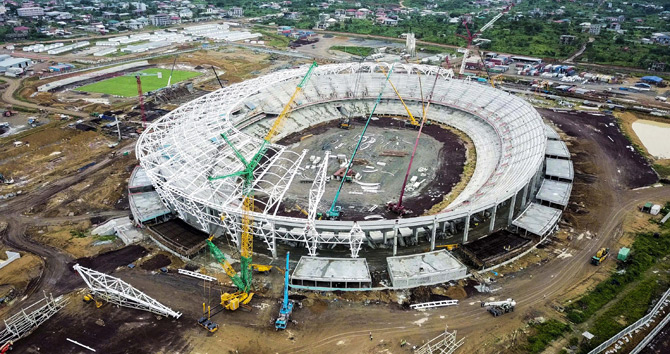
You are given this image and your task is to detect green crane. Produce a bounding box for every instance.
[325,64,395,219]
[207,61,318,292]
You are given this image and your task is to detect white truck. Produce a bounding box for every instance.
[481,298,516,317]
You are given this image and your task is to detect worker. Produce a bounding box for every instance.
[369,331,373,341]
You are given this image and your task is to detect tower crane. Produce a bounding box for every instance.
[124,71,162,129]
[205,62,318,308]
[457,4,514,77]
[326,64,395,220]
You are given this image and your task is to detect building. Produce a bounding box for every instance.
[0,57,33,73]
[589,23,602,35]
[560,35,575,44]
[652,33,670,45]
[150,13,171,26]
[228,7,243,17]
[17,6,44,17]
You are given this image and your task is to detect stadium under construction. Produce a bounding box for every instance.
[131,62,573,290]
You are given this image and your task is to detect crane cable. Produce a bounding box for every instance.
[328,63,395,216]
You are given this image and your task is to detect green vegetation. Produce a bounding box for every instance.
[330,45,375,57]
[654,163,670,179]
[566,230,670,323]
[581,32,670,68]
[75,68,200,97]
[525,319,571,354]
[70,230,87,238]
[257,29,292,48]
[96,235,118,242]
[580,278,661,352]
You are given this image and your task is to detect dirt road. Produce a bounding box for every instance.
[0,140,134,307]
[0,77,88,118]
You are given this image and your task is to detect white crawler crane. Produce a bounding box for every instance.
[481,298,516,317]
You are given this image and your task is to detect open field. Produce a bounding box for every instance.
[75,69,201,97]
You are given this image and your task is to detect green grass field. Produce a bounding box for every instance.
[75,68,201,97]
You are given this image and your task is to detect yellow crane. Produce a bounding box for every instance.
[378,66,422,129]
[205,62,319,314]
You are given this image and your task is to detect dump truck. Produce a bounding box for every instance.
[591,248,609,265]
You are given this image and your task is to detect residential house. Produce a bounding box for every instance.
[589,23,602,35]
[651,32,670,45]
[179,8,193,18]
[228,7,243,17]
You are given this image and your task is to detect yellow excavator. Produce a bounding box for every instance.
[83,293,104,308]
[591,248,610,265]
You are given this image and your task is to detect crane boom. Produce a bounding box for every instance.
[380,66,419,126]
[326,64,395,219]
[206,238,247,292]
[389,63,442,214]
[265,62,318,143]
[207,61,319,294]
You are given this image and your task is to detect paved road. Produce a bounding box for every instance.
[0,77,88,118]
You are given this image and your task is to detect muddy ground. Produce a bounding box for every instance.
[278,116,467,220]
[540,109,658,189]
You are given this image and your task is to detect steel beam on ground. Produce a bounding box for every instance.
[73,264,182,319]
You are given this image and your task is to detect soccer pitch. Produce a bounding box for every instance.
[75,68,201,97]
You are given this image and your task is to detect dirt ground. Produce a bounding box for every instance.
[278,116,468,219]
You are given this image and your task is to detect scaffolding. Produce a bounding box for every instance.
[415,326,465,354]
[0,293,69,344]
[73,264,182,319]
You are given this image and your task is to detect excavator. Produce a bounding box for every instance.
[591,248,610,265]
[83,293,104,308]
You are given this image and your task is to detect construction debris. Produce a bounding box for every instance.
[380,150,409,157]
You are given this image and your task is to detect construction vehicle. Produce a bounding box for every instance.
[205,237,254,311]
[457,4,514,77]
[339,116,351,129]
[204,62,318,313]
[295,204,323,220]
[388,58,447,215]
[481,298,516,317]
[83,293,103,308]
[275,252,294,330]
[1,341,12,354]
[436,244,459,251]
[326,65,395,220]
[251,264,284,274]
[591,248,610,265]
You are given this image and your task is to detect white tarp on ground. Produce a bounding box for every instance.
[0,251,21,270]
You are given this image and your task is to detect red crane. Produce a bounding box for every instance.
[136,75,146,129]
[388,58,446,215]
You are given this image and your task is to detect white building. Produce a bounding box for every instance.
[229,7,243,17]
[17,7,45,17]
[0,57,33,73]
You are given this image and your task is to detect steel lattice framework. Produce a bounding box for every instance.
[74,264,182,319]
[136,62,547,257]
[0,293,68,344]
